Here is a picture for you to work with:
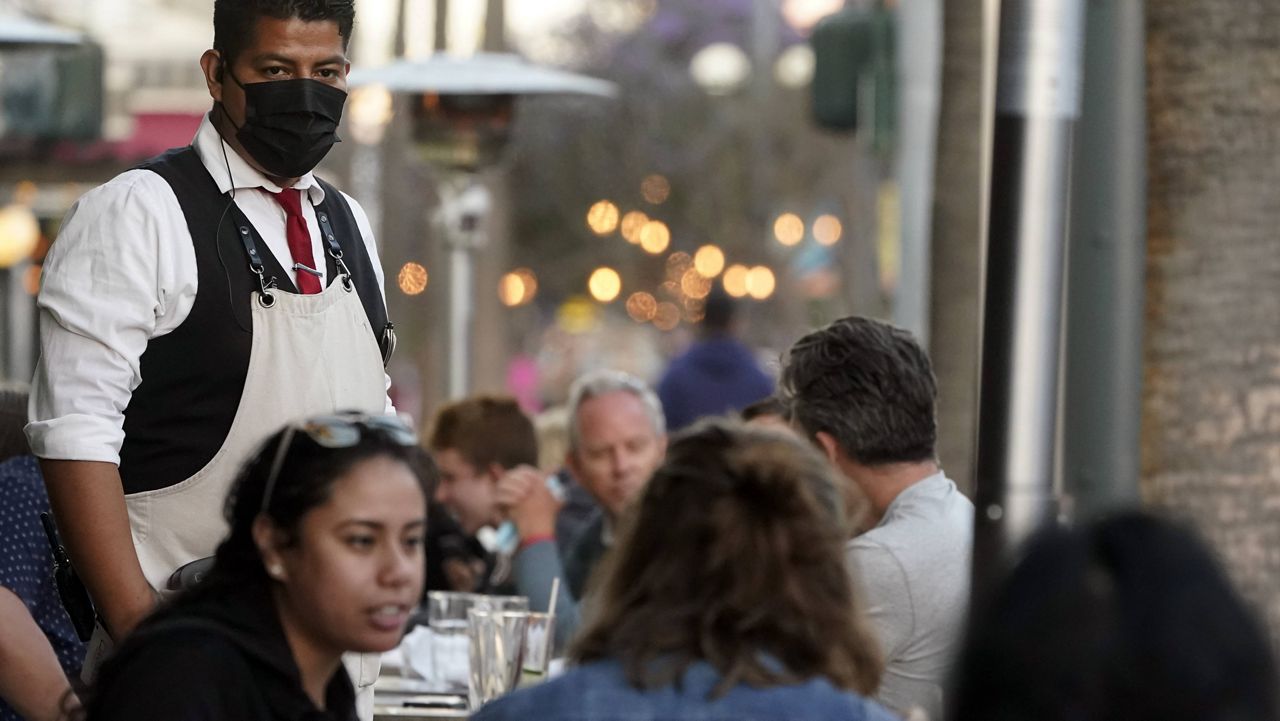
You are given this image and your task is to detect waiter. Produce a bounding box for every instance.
[25,0,392,687]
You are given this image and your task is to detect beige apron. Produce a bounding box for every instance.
[126,279,385,588]
[87,279,387,709]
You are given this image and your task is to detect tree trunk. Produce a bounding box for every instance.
[1143,0,1280,646]
[928,0,994,495]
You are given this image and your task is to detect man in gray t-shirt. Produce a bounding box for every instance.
[780,317,974,721]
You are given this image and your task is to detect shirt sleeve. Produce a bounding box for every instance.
[846,537,915,662]
[25,171,195,464]
[340,190,395,415]
[512,540,581,650]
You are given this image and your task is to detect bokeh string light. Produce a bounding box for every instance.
[586,200,620,236]
[397,262,429,295]
[588,266,622,302]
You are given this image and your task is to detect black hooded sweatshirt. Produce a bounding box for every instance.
[86,581,357,721]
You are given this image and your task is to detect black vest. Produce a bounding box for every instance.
[118,147,388,494]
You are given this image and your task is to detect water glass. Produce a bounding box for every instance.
[424,593,529,693]
[424,592,477,691]
[467,609,529,710]
[518,611,555,688]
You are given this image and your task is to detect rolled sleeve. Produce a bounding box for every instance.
[26,171,193,464]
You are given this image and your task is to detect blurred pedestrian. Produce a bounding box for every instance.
[84,413,432,721]
[950,511,1278,721]
[656,288,773,431]
[473,419,894,721]
[27,1,395,707]
[781,316,973,720]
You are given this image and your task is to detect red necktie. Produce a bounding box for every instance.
[271,188,322,294]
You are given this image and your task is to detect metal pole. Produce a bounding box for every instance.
[750,0,778,226]
[442,177,489,400]
[972,0,1086,593]
[433,0,449,52]
[447,241,472,400]
[1061,0,1146,520]
[483,0,505,52]
[891,0,941,348]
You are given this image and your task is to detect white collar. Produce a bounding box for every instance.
[191,112,326,205]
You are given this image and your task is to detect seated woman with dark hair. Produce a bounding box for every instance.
[473,419,894,721]
[950,511,1278,721]
[85,413,435,721]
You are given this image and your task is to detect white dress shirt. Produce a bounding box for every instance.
[26,114,393,465]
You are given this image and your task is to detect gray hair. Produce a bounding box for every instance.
[566,369,666,453]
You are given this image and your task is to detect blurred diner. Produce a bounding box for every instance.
[496,369,667,646]
[949,511,1279,721]
[0,386,86,721]
[781,316,974,720]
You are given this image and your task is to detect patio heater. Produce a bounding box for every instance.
[349,53,615,400]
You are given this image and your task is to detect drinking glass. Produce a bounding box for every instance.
[517,611,555,688]
[467,609,529,710]
[423,592,477,691]
[423,593,529,693]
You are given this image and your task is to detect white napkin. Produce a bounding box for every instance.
[400,626,470,692]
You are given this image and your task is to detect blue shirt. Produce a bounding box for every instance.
[0,455,86,721]
[657,337,774,431]
[472,658,897,721]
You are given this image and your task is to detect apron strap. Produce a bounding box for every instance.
[314,207,355,291]
[234,222,279,308]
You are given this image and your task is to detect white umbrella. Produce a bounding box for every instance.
[0,14,83,47]
[349,52,617,98]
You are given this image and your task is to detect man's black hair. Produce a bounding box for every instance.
[780,316,937,466]
[213,0,356,66]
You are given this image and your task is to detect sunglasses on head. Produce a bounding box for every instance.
[260,412,419,515]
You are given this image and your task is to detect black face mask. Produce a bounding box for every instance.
[224,68,347,178]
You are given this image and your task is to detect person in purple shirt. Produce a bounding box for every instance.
[656,288,773,430]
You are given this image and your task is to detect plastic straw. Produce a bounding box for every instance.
[548,577,560,615]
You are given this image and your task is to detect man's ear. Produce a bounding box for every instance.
[252,515,289,582]
[200,49,225,102]
[484,462,506,484]
[813,430,843,466]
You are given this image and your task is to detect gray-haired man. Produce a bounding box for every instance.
[498,370,667,645]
